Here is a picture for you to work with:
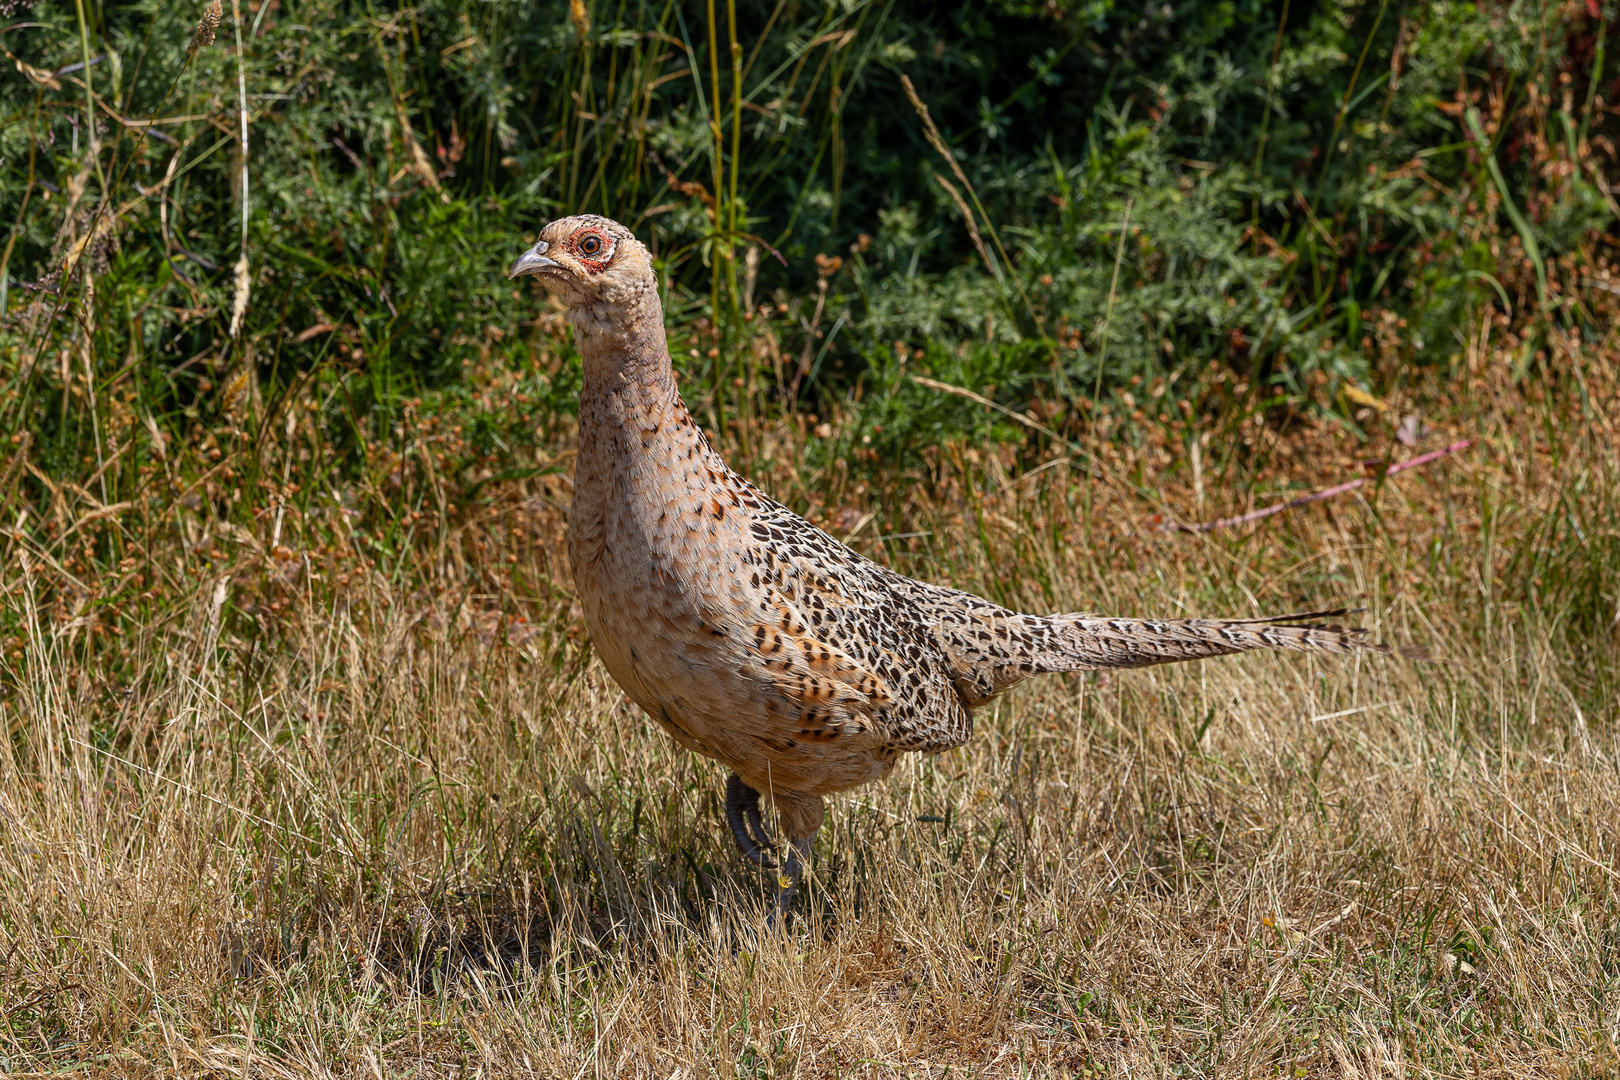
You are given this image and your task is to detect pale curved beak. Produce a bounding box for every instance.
[509,241,559,279]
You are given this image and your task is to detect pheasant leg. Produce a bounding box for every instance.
[769,790,826,920]
[724,773,777,868]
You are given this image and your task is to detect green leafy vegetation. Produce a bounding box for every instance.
[1,0,1615,468]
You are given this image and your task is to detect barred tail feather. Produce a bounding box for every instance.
[1043,608,1385,672]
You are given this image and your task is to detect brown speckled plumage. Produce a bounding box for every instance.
[510,216,1381,906]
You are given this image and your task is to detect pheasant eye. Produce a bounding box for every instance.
[578,234,603,257]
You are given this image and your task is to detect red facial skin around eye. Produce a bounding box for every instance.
[572,230,613,274]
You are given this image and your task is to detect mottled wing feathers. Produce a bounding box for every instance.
[749,606,890,736]
[731,497,975,754]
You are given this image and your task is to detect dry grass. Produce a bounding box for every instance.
[2,346,1619,1078]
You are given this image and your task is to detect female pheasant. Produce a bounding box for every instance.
[510,216,1379,909]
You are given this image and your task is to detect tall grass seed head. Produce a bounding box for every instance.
[189,0,224,57]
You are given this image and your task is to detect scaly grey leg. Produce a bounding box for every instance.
[767,790,826,925]
[724,773,776,868]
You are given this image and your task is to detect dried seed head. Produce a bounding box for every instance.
[188,0,223,57]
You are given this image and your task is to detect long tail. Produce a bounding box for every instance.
[898,577,1388,705]
[1046,607,1384,671]
[932,602,1386,707]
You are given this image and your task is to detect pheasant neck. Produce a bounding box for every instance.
[572,291,681,428]
[573,288,674,381]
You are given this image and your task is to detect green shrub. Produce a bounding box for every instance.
[0,0,1613,492]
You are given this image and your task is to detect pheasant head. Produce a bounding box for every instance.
[508,215,661,344]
